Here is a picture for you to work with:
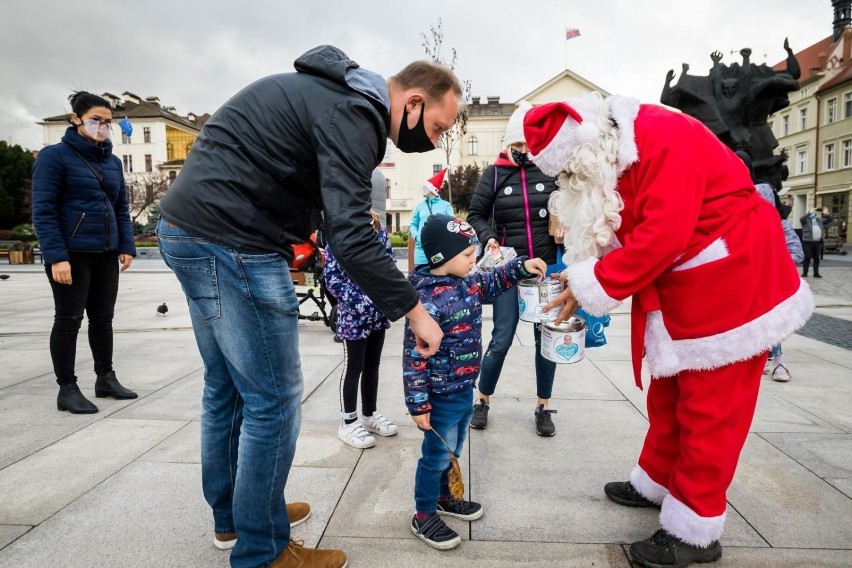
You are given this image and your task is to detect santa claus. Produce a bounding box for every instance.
[525,93,814,568]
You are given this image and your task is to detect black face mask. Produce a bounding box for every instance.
[510,148,530,166]
[397,102,435,153]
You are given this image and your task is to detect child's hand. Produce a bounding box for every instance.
[412,413,431,430]
[524,258,548,278]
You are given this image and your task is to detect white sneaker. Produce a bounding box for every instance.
[771,364,791,382]
[362,412,399,437]
[338,421,376,449]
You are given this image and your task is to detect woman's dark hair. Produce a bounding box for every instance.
[68,91,111,121]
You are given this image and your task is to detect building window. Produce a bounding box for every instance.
[433,164,442,175]
[122,133,132,144]
[395,212,400,233]
[781,115,790,136]
[799,107,808,130]
[845,92,852,119]
[825,142,835,170]
[186,142,193,155]
[122,155,133,172]
[168,171,177,184]
[827,98,838,124]
[796,149,807,174]
[385,178,391,198]
[842,139,852,168]
[145,154,153,172]
[468,136,478,156]
[143,127,151,143]
[166,143,174,161]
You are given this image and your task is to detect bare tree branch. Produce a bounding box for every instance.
[125,173,172,223]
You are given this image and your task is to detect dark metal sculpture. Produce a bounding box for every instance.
[661,39,801,188]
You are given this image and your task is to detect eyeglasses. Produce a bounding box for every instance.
[83,119,112,129]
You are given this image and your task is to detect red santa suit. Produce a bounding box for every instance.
[524,97,814,547]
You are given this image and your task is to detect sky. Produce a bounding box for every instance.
[0,0,833,151]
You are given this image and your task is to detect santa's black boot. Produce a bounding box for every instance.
[630,529,721,568]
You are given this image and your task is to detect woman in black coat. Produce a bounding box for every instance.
[32,91,137,414]
[466,101,562,436]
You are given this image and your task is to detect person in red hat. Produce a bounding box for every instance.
[525,93,814,568]
[410,168,455,267]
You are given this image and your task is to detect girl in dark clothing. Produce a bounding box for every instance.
[465,101,562,436]
[32,91,137,414]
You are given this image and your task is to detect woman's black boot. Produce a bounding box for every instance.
[57,383,99,414]
[95,371,138,399]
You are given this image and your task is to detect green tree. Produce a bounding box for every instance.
[421,19,473,206]
[446,163,481,214]
[0,141,36,228]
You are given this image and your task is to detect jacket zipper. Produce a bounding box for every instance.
[103,197,110,250]
[520,167,534,257]
[71,213,86,237]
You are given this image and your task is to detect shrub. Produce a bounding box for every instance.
[390,232,409,247]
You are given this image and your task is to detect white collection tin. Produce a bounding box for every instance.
[518,278,564,323]
[540,316,586,364]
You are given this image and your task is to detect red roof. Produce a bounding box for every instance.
[817,63,852,92]
[773,35,834,81]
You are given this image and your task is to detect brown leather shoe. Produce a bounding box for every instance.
[212,502,313,549]
[270,540,348,568]
[287,501,312,528]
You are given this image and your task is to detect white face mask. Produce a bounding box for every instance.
[423,188,436,198]
[81,119,111,140]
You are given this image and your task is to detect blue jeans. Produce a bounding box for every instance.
[477,285,557,399]
[414,388,474,513]
[157,219,302,568]
[770,343,782,359]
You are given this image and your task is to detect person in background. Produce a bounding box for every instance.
[466,100,561,436]
[157,45,461,568]
[32,91,137,415]
[735,151,803,382]
[324,211,398,449]
[409,168,454,268]
[404,214,547,550]
[800,206,832,278]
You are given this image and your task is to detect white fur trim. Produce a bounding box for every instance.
[644,279,815,378]
[629,465,668,505]
[565,257,622,316]
[672,238,729,272]
[608,95,640,174]
[530,117,579,177]
[660,494,726,547]
[423,181,439,196]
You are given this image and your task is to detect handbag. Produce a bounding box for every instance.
[577,308,610,348]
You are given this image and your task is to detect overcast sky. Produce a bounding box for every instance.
[0,0,832,150]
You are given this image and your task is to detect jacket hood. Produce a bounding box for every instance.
[494,151,516,167]
[61,125,113,160]
[294,45,390,114]
[409,267,460,291]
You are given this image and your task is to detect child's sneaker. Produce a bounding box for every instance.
[771,364,791,382]
[338,421,376,449]
[410,513,461,550]
[362,412,398,437]
[436,497,484,521]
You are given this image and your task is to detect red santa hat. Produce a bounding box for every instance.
[523,101,601,177]
[424,168,447,196]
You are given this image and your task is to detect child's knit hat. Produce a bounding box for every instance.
[421,214,479,268]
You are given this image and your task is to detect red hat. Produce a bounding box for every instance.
[523,101,600,177]
[424,168,447,196]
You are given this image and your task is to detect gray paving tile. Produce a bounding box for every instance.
[728,434,852,548]
[320,537,632,567]
[0,418,186,525]
[138,421,200,464]
[719,547,852,567]
[760,432,852,480]
[750,388,845,434]
[0,526,29,552]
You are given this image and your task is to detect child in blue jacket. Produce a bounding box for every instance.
[403,214,546,550]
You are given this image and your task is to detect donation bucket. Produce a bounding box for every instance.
[540,316,586,364]
[518,278,564,323]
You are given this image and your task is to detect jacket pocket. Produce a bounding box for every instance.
[71,213,87,237]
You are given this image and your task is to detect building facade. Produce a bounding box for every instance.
[771,1,852,242]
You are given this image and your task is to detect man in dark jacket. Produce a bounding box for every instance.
[800,207,832,278]
[157,45,461,568]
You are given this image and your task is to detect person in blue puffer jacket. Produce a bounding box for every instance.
[32,91,137,415]
[403,213,546,550]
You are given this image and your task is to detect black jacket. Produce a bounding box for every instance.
[466,154,559,264]
[159,45,417,320]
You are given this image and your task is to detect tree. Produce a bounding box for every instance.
[445,164,481,214]
[421,18,473,206]
[124,173,171,224]
[0,141,36,228]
